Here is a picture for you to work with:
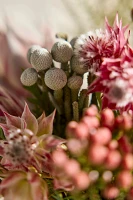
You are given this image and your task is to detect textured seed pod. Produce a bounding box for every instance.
[67,75,83,89]
[44,68,67,90]
[51,40,73,63]
[20,68,38,86]
[30,48,53,72]
[70,56,88,75]
[27,45,41,63]
[70,37,78,48]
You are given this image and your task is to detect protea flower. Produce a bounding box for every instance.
[0,103,64,172]
[88,46,133,112]
[74,14,129,73]
[0,171,48,200]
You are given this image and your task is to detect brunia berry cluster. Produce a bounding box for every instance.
[0,14,133,200]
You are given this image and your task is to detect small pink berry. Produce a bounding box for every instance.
[67,139,87,155]
[105,150,121,170]
[82,116,100,129]
[116,170,133,189]
[66,121,78,137]
[52,150,68,167]
[102,185,119,199]
[122,154,133,170]
[74,171,90,190]
[64,159,81,177]
[88,144,108,165]
[108,140,118,150]
[83,105,98,117]
[91,127,112,145]
[101,108,114,128]
[75,122,89,139]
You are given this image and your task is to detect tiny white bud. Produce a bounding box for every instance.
[30,48,53,72]
[44,68,67,90]
[70,56,88,75]
[51,40,73,63]
[67,75,83,89]
[27,45,41,63]
[20,68,38,86]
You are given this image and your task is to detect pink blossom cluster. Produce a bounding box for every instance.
[52,105,133,199]
[74,14,133,112]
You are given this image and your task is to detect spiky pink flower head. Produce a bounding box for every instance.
[88,46,133,112]
[74,14,129,73]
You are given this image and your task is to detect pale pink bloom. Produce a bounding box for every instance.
[0,103,64,172]
[74,14,129,72]
[0,171,48,200]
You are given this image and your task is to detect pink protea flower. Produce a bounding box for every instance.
[0,103,64,172]
[88,46,133,112]
[74,14,129,72]
[0,171,48,200]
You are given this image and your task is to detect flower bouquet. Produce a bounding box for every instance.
[0,14,133,200]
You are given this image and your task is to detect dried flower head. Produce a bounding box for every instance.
[67,75,83,89]
[20,68,38,86]
[44,68,67,90]
[51,40,73,63]
[30,48,53,72]
[70,56,88,75]
[27,45,41,63]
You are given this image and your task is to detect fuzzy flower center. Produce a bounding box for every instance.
[5,129,38,166]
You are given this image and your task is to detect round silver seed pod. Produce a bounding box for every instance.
[51,40,73,63]
[30,48,53,72]
[70,56,88,75]
[44,68,67,90]
[27,45,41,63]
[20,68,38,86]
[70,37,78,48]
[67,75,83,89]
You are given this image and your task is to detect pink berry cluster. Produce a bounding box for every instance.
[52,105,133,199]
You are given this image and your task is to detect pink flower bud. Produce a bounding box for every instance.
[67,139,87,155]
[64,159,81,177]
[122,154,133,170]
[108,140,118,150]
[91,127,112,145]
[105,150,121,170]
[52,150,68,167]
[88,144,108,165]
[83,105,98,117]
[102,171,113,182]
[74,171,90,190]
[102,185,119,199]
[66,121,78,137]
[116,170,133,189]
[101,108,114,128]
[82,116,100,130]
[118,136,132,154]
[74,122,89,139]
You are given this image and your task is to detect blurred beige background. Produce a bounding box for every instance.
[0,0,133,40]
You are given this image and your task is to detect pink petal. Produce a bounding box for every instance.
[37,112,46,124]
[21,102,38,134]
[3,111,21,128]
[37,110,56,136]
[0,171,24,189]
[28,172,48,200]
